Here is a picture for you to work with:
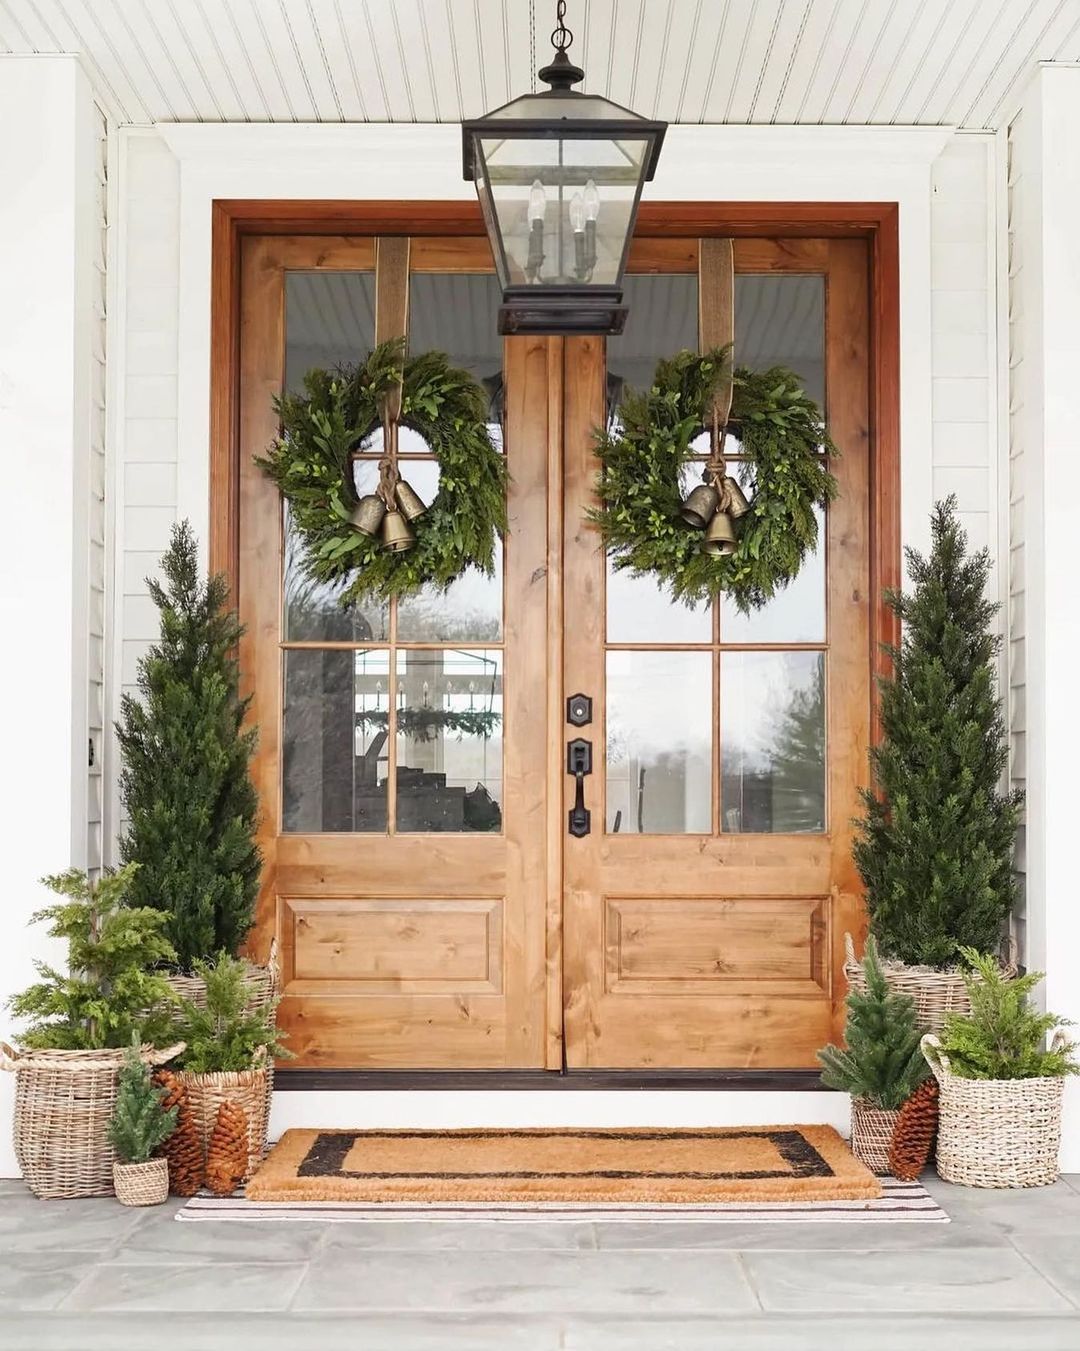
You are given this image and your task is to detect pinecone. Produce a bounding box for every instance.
[888,1078,939,1181]
[153,1070,204,1197]
[205,1100,249,1197]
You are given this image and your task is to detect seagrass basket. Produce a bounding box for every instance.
[922,1033,1066,1188]
[0,1042,184,1199]
[172,1050,268,1182]
[850,1098,901,1175]
[165,940,279,1130]
[113,1156,169,1206]
[844,933,1017,1034]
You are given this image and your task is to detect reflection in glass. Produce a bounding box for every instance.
[607,274,699,394]
[285,272,376,394]
[735,275,825,407]
[283,499,388,642]
[391,461,503,642]
[396,649,504,833]
[606,651,712,834]
[720,651,825,834]
[283,649,390,833]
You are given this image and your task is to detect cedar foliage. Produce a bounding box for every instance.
[205,1100,249,1196]
[818,938,929,1109]
[154,1069,204,1196]
[108,1040,178,1164]
[173,955,289,1074]
[854,498,1023,966]
[7,866,176,1050]
[937,949,1078,1080]
[116,521,261,969]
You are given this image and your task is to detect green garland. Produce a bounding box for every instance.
[590,348,839,612]
[356,708,501,743]
[258,339,507,605]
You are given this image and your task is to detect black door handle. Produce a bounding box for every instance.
[567,737,592,837]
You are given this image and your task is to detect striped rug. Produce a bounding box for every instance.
[177,1176,947,1224]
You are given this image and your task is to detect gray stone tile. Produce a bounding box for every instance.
[0,1314,563,1351]
[0,1194,147,1251]
[1060,1174,1080,1196]
[0,1251,98,1311]
[1007,1234,1080,1308]
[0,1179,29,1196]
[109,1213,329,1264]
[294,1248,757,1314]
[744,1247,1072,1313]
[591,1210,1006,1251]
[924,1176,1080,1233]
[321,1218,597,1251]
[560,1315,1080,1350]
[62,1261,308,1312]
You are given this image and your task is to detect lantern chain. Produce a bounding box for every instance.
[551,0,573,53]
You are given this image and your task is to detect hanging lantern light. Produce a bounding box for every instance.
[462,0,666,335]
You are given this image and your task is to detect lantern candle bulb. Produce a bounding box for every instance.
[583,178,599,276]
[570,191,587,279]
[527,179,546,283]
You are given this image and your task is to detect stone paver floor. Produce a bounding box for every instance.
[2,1174,1080,1349]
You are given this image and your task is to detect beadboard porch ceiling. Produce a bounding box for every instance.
[0,0,1076,131]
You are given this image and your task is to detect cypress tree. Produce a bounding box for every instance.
[853,497,1022,967]
[116,521,261,969]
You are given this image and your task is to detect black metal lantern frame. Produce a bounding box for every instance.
[462,1,666,335]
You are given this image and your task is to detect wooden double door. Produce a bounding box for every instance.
[237,229,870,1073]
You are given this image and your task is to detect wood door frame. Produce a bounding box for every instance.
[212,199,899,1091]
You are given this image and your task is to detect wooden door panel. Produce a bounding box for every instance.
[237,237,550,1070]
[561,241,871,1069]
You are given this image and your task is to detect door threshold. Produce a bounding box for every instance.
[274,1068,828,1092]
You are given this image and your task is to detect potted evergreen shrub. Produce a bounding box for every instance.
[849,497,1022,1029]
[108,1040,178,1205]
[1,866,184,1197]
[116,521,275,1010]
[924,952,1078,1188]
[819,938,929,1173]
[171,955,290,1181]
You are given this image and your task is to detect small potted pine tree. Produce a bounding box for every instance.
[924,953,1078,1188]
[849,497,1022,1029]
[109,1040,179,1205]
[116,521,275,1011]
[1,866,183,1197]
[819,939,929,1173]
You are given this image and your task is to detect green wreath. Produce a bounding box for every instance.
[591,347,839,612]
[258,339,507,605]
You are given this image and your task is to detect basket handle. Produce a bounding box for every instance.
[921,1033,953,1082]
[143,1042,185,1067]
[0,1041,18,1072]
[267,936,280,987]
[844,932,857,965]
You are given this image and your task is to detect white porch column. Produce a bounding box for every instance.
[0,57,101,1176]
[1011,65,1080,1171]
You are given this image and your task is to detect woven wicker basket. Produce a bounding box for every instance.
[844,933,1016,1034]
[113,1156,169,1206]
[850,1098,901,1174]
[0,1042,184,1199]
[922,1033,1066,1188]
[172,1051,268,1182]
[165,941,279,1131]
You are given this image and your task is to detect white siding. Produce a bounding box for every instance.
[85,102,109,879]
[1006,109,1031,956]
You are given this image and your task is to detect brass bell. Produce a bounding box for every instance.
[381,509,416,553]
[725,477,752,519]
[350,493,386,537]
[702,508,737,557]
[679,482,720,530]
[394,479,427,522]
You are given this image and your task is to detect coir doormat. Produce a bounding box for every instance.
[244,1125,881,1205]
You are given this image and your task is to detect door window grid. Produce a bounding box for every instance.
[603,270,829,838]
[279,268,506,835]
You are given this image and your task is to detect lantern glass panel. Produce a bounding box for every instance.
[476,133,651,288]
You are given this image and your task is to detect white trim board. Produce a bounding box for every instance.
[270,1091,851,1136]
[151,120,951,572]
